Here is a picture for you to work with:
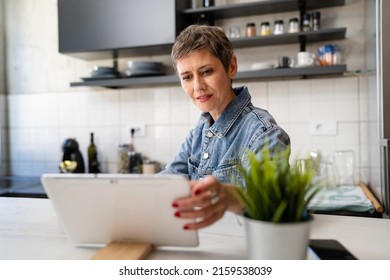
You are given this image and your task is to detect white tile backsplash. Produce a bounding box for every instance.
[1,0,377,179]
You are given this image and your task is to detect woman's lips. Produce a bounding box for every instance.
[197,94,212,103]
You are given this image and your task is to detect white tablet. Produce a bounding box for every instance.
[41,173,199,247]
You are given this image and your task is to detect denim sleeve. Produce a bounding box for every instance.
[241,125,291,172]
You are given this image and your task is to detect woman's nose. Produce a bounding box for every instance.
[194,76,206,91]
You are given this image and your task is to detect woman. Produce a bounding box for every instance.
[159,25,290,230]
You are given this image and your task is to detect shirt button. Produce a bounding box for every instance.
[206,131,213,138]
[203,152,210,159]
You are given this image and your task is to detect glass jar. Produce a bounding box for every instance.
[260,21,271,36]
[302,13,311,31]
[246,22,256,37]
[288,18,299,33]
[117,144,129,173]
[312,11,321,31]
[273,20,284,35]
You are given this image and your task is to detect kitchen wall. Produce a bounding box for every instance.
[2,0,376,186]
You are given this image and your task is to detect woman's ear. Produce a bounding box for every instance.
[228,55,238,79]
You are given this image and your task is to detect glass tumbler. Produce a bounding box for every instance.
[333,150,355,186]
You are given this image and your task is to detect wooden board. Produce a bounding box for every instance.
[91,242,154,260]
[359,181,384,213]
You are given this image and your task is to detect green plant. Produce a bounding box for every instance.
[237,146,321,223]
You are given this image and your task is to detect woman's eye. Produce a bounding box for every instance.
[182,75,192,81]
[202,69,213,76]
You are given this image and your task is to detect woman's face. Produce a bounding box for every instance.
[176,49,237,121]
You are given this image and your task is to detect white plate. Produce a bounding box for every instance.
[251,62,274,70]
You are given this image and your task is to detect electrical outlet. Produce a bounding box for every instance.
[127,122,146,137]
[310,120,337,135]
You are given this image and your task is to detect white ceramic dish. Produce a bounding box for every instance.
[251,62,274,70]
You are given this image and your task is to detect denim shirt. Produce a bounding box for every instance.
[159,86,290,186]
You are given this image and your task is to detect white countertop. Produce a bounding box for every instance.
[1,197,390,260]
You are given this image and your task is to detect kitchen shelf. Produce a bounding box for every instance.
[70,65,347,89]
[182,0,345,20]
[230,28,346,48]
[67,0,348,88]
[236,64,347,80]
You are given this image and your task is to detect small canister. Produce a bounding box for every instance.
[288,18,299,33]
[142,160,156,174]
[273,20,284,35]
[246,22,256,37]
[260,21,271,36]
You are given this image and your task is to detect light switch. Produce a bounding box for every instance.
[310,120,337,135]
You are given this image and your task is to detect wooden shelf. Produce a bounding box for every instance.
[70,65,347,89]
[182,0,345,20]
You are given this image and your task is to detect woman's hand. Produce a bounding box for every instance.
[171,176,244,230]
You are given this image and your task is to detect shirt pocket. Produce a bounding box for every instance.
[188,156,212,180]
[212,162,243,186]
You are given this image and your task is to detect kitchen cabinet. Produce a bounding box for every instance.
[68,0,347,89]
[58,0,187,59]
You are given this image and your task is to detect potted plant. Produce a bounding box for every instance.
[236,146,321,260]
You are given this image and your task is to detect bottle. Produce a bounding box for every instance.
[88,132,100,173]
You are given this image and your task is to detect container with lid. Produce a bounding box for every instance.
[117,144,130,173]
[273,20,284,35]
[288,18,299,33]
[312,11,321,31]
[302,13,312,32]
[260,22,271,36]
[246,22,256,37]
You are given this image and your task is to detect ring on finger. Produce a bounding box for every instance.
[209,190,219,205]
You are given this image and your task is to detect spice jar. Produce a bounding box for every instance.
[260,21,271,36]
[288,18,299,33]
[117,144,130,173]
[246,22,256,37]
[302,13,311,32]
[273,20,284,35]
[312,11,321,31]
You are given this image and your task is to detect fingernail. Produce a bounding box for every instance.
[194,189,201,195]
[183,225,190,230]
[172,202,179,208]
[174,212,181,217]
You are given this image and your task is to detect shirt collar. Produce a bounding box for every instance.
[200,86,251,138]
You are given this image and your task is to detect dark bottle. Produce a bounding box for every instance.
[88,132,100,173]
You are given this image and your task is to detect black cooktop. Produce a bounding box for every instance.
[0,176,47,198]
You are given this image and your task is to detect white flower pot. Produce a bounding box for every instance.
[243,215,313,260]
